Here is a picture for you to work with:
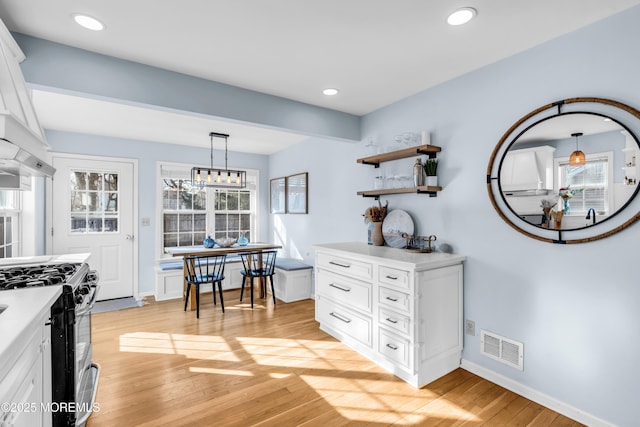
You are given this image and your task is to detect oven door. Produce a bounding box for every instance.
[74,285,100,426]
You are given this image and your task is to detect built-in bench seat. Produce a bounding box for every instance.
[271,258,313,303]
[155,255,313,303]
[155,256,243,301]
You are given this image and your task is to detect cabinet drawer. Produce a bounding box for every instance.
[379,286,411,315]
[316,297,372,347]
[317,269,372,313]
[378,329,411,369]
[379,307,411,336]
[317,252,372,282]
[378,265,410,290]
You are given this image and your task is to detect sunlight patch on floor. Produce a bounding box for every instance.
[119,332,239,361]
[299,374,480,424]
[189,366,254,377]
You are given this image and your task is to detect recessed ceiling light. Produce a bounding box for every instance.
[447,7,477,26]
[322,88,339,96]
[73,14,105,31]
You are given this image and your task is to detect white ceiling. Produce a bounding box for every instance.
[1,0,640,153]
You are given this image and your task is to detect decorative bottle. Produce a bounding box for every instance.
[413,158,424,187]
[238,232,248,246]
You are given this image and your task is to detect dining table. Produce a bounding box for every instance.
[166,242,282,311]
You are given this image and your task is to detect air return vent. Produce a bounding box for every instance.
[480,330,524,371]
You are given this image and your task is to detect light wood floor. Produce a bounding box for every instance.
[86,290,582,427]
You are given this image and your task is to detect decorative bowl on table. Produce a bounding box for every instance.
[214,237,237,248]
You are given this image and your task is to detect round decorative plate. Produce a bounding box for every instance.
[382,209,414,248]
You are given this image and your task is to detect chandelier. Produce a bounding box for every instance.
[191,132,246,188]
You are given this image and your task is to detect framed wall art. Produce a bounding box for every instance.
[286,172,308,214]
[270,177,286,214]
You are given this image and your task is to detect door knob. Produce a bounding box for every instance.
[125,234,134,240]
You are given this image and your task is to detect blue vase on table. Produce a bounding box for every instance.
[203,235,215,248]
[238,233,249,246]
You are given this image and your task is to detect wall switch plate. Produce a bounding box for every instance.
[465,319,476,336]
[141,217,151,226]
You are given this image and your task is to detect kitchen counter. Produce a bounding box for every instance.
[0,286,61,381]
[0,253,91,267]
[313,242,466,270]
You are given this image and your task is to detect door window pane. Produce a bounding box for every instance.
[70,170,119,233]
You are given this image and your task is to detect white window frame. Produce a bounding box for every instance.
[0,190,22,258]
[554,151,614,216]
[156,161,259,259]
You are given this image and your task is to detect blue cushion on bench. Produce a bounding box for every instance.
[159,262,183,271]
[275,258,312,271]
[159,255,241,271]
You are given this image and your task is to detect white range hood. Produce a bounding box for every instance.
[0,17,54,187]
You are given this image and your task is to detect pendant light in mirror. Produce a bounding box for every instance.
[191,132,246,188]
[569,132,586,166]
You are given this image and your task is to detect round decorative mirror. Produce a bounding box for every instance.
[487,97,640,243]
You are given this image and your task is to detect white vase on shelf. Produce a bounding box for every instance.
[426,175,438,187]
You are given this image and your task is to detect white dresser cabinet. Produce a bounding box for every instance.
[314,242,465,388]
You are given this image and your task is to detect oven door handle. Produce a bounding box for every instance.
[76,284,100,317]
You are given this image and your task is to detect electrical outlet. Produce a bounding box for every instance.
[465,319,476,336]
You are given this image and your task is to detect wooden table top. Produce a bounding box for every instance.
[166,243,282,258]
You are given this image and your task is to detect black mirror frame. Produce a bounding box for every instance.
[487,97,640,244]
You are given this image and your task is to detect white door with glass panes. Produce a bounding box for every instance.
[51,156,135,300]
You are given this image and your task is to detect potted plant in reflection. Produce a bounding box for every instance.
[424,158,438,187]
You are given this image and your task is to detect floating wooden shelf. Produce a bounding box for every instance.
[357,186,442,199]
[357,144,441,168]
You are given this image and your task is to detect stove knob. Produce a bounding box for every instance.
[79,286,90,295]
[75,294,84,305]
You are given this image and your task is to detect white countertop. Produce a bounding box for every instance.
[0,253,91,267]
[0,286,62,380]
[313,242,465,270]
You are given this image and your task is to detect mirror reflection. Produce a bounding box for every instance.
[500,113,640,230]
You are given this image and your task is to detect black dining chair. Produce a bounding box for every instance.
[183,254,227,318]
[239,251,277,308]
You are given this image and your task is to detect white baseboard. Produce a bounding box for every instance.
[460,359,613,427]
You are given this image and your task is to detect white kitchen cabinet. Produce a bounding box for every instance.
[0,287,59,427]
[0,310,51,427]
[314,242,465,388]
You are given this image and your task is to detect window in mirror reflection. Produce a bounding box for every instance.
[557,156,609,215]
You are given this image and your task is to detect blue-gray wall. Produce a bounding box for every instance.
[271,6,640,426]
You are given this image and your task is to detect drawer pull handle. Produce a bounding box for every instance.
[386,343,398,351]
[329,261,351,268]
[386,317,398,324]
[329,312,352,323]
[385,275,398,280]
[385,296,399,302]
[329,283,351,292]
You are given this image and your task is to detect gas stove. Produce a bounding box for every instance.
[0,263,85,290]
[0,255,99,426]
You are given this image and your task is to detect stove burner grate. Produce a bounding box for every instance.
[0,263,81,290]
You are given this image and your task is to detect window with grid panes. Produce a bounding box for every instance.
[558,156,609,215]
[214,189,252,241]
[160,164,256,252]
[162,179,207,247]
[0,190,21,258]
